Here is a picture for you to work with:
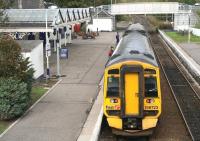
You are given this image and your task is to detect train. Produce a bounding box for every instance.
[103,23,162,136]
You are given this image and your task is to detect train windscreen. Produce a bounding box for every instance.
[107,77,119,97]
[145,77,158,97]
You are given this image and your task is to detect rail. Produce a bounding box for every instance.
[150,33,200,141]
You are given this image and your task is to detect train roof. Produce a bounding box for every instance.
[106,30,158,67]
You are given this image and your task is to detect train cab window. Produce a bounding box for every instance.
[107,77,119,97]
[145,77,158,97]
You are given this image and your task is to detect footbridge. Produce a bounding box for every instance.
[109,2,199,30]
[111,2,188,15]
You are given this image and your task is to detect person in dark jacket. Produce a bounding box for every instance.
[116,32,120,45]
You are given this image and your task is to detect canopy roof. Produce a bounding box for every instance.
[0,8,91,32]
[4,9,63,25]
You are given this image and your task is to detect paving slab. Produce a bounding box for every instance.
[0,32,116,141]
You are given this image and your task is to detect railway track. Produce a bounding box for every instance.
[150,34,200,141]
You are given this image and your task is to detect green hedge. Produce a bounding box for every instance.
[0,78,30,120]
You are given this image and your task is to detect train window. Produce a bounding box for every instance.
[145,77,158,97]
[107,77,119,97]
[108,69,119,74]
[144,69,156,74]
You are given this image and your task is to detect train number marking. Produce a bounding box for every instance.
[144,106,158,110]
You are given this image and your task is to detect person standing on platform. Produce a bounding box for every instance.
[108,46,114,57]
[116,32,120,45]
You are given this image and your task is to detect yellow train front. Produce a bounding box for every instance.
[103,23,161,136]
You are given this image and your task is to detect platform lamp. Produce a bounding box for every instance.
[56,37,61,77]
[53,28,57,52]
[45,9,51,79]
[59,28,62,49]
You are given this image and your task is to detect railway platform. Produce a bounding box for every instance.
[179,43,200,66]
[159,30,200,82]
[0,32,116,141]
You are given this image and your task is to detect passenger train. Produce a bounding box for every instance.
[103,23,162,136]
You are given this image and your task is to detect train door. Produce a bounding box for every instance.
[121,65,144,117]
[125,73,139,115]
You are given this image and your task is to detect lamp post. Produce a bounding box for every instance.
[45,9,51,79]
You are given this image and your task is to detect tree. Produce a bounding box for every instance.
[45,0,109,7]
[0,36,34,120]
[0,0,14,27]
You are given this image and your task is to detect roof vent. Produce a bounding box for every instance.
[129,50,140,54]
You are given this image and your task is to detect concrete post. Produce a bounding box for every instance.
[18,0,22,9]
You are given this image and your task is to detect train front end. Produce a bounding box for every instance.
[103,61,161,136]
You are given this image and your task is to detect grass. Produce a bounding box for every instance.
[31,86,48,104]
[0,121,10,134]
[165,31,200,43]
[0,86,48,134]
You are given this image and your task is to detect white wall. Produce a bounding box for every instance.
[191,28,200,36]
[22,43,44,79]
[87,18,113,32]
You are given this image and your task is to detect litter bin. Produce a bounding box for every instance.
[60,48,68,59]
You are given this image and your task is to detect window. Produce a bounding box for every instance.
[145,77,158,97]
[107,77,119,97]
[108,69,119,74]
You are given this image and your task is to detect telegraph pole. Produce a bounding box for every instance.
[188,10,191,43]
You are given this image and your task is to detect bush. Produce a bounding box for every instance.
[0,36,34,93]
[158,22,173,30]
[0,78,29,120]
[0,36,34,120]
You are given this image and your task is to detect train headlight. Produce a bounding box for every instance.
[146,98,155,104]
[110,98,118,103]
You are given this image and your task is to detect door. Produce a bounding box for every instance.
[125,73,139,116]
[120,65,143,118]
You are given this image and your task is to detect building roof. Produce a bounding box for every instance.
[60,8,90,22]
[0,8,91,32]
[17,40,43,52]
[3,9,64,26]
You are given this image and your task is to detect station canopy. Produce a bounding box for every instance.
[0,8,91,33]
[60,8,90,24]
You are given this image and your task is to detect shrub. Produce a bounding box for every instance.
[0,36,34,120]
[0,36,34,93]
[0,78,29,120]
